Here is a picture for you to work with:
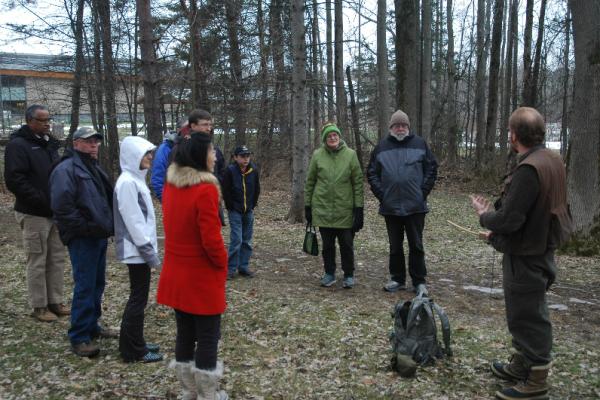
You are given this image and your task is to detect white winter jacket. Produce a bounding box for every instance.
[113,136,160,267]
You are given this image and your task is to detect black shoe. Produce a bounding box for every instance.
[238,269,255,278]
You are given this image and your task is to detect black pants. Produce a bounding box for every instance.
[175,310,221,370]
[319,227,355,278]
[384,213,427,287]
[503,251,555,366]
[119,263,151,361]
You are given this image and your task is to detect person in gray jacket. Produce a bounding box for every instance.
[367,110,438,293]
[114,136,163,363]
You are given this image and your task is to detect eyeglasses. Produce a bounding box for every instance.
[32,117,53,124]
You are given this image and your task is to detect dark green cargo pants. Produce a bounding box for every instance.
[502,250,556,366]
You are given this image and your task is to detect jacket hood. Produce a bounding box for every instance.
[166,163,220,188]
[119,136,156,177]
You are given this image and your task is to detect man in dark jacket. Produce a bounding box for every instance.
[367,109,438,293]
[188,109,225,182]
[50,127,116,358]
[4,104,69,322]
[222,145,261,278]
[471,107,572,400]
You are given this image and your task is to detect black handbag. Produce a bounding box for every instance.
[302,223,319,256]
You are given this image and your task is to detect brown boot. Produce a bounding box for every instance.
[32,307,58,322]
[71,341,100,358]
[495,363,550,400]
[491,352,529,381]
[48,303,71,316]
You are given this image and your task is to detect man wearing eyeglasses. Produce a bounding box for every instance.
[50,126,117,358]
[4,104,69,323]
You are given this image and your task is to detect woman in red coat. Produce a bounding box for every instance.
[157,133,229,400]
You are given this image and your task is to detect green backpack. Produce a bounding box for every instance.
[390,293,452,375]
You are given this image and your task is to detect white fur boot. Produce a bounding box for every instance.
[192,361,228,400]
[169,360,197,400]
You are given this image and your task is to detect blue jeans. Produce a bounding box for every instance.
[67,237,108,345]
[227,210,254,274]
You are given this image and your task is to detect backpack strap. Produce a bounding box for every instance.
[431,301,452,357]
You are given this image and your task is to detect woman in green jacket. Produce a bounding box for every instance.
[304,123,364,288]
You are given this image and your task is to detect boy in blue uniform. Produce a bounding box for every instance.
[222,146,260,279]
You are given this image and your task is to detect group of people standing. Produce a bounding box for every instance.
[4,102,568,400]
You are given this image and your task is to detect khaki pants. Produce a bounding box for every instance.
[15,212,66,308]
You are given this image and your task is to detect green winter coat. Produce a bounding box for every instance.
[304,133,364,229]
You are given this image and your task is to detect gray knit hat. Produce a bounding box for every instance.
[389,110,410,128]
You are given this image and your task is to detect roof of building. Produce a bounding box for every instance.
[0,52,73,73]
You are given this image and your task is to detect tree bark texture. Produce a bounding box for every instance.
[445,0,458,165]
[566,0,600,236]
[346,66,363,171]
[474,0,487,166]
[326,0,334,121]
[394,0,419,122]
[421,0,432,140]
[334,0,347,132]
[376,0,389,140]
[225,0,246,146]
[68,0,85,140]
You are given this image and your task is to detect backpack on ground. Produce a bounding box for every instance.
[390,292,452,375]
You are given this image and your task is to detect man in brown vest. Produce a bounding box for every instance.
[471,107,572,400]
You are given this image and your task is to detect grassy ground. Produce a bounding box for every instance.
[0,182,598,399]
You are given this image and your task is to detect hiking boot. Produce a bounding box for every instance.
[342,276,355,289]
[413,283,428,296]
[238,269,255,278]
[383,280,406,292]
[146,343,160,353]
[492,352,529,381]
[320,274,336,287]
[72,341,100,358]
[32,307,58,322]
[91,327,119,340]
[140,351,164,363]
[48,303,71,316]
[495,363,550,400]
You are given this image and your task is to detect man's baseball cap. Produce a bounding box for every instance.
[233,145,252,156]
[73,127,103,140]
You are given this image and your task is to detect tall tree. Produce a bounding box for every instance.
[521,0,534,106]
[67,0,85,139]
[326,0,334,120]
[311,0,321,148]
[269,0,290,149]
[181,0,210,110]
[566,0,600,239]
[394,0,419,119]
[137,0,163,145]
[560,9,571,158]
[288,0,308,222]
[483,0,505,168]
[376,0,389,139]
[224,0,246,146]
[334,0,347,132]
[499,0,517,162]
[529,0,547,108]
[255,0,271,169]
[474,0,487,165]
[421,0,432,140]
[445,0,458,165]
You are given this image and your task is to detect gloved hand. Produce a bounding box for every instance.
[305,206,312,224]
[352,207,364,233]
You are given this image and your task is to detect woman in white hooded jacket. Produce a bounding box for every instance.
[114,136,162,363]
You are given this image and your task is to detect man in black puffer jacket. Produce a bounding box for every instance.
[367,109,438,294]
[4,104,69,322]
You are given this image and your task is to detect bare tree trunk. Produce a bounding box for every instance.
[225,0,246,146]
[183,0,210,110]
[94,0,120,180]
[270,0,290,152]
[521,0,534,106]
[421,0,432,140]
[483,0,505,169]
[566,0,600,239]
[256,0,271,171]
[560,10,571,158]
[376,0,389,140]
[529,0,547,108]
[326,0,334,121]
[346,66,363,171]
[334,0,347,132]
[288,0,308,223]
[499,0,517,163]
[311,0,321,149]
[394,0,418,118]
[137,0,163,145]
[68,0,85,141]
[445,0,458,166]
[474,0,487,166]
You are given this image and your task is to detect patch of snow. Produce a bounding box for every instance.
[548,304,569,311]
[569,297,595,305]
[463,285,503,295]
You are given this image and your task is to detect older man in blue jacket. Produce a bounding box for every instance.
[50,127,117,358]
[367,110,438,294]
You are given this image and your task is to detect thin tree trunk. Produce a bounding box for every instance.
[566,0,600,238]
[311,0,321,149]
[137,0,163,144]
[394,0,419,119]
[560,10,571,158]
[68,0,85,141]
[346,66,363,171]
[256,0,271,170]
[376,0,389,140]
[326,0,334,120]
[225,0,246,146]
[446,0,458,165]
[288,0,308,223]
[474,0,487,166]
[270,0,290,152]
[521,0,534,106]
[500,0,517,163]
[529,0,547,108]
[421,0,432,140]
[334,0,347,132]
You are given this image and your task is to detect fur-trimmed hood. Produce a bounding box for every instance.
[166,163,221,195]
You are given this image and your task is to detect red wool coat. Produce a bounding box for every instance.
[157,165,228,315]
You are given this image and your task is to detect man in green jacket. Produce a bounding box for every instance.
[304,123,364,289]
